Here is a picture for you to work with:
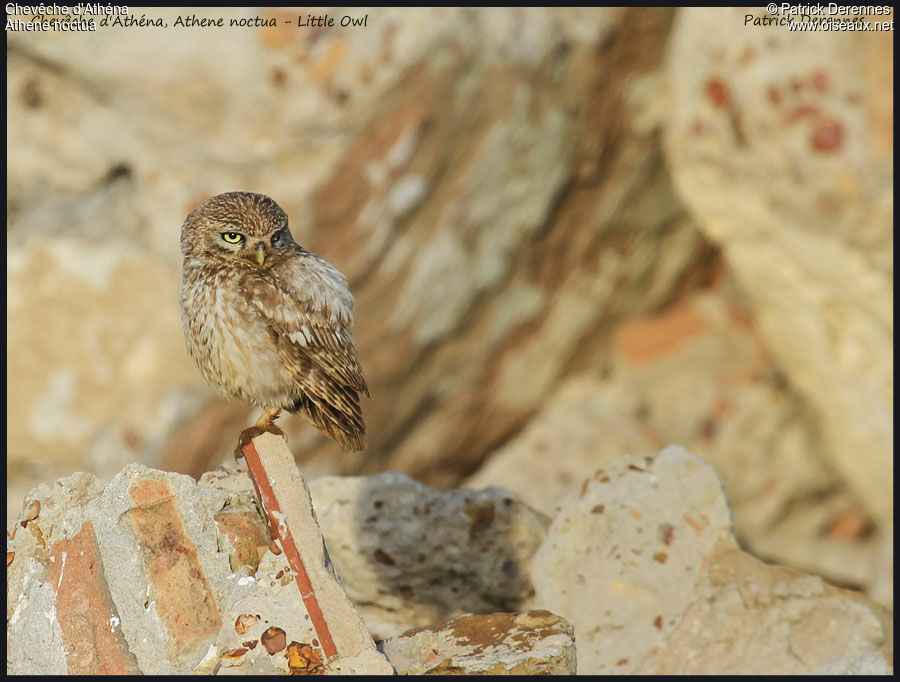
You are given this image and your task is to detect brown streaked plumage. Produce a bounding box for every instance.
[180,191,368,452]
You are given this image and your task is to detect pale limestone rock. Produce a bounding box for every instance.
[7,445,890,675]
[866,526,893,611]
[465,377,659,518]
[812,652,893,676]
[529,445,733,674]
[634,542,888,675]
[6,558,68,676]
[664,7,893,525]
[467,286,875,589]
[528,446,889,675]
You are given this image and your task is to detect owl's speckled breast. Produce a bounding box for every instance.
[181,263,298,407]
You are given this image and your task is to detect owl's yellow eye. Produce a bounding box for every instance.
[221,232,243,244]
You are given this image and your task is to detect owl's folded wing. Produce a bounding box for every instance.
[248,277,369,450]
[274,316,369,397]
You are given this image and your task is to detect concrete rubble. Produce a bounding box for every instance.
[6,434,392,675]
[379,610,576,675]
[527,445,891,675]
[6,440,892,675]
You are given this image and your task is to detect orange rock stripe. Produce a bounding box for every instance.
[49,521,139,675]
[615,300,710,365]
[242,440,338,660]
[129,479,222,651]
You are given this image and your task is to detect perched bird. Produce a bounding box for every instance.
[180,191,368,454]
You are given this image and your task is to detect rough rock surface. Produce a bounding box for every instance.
[812,652,894,676]
[379,610,576,675]
[6,460,390,675]
[466,289,873,588]
[8,6,718,504]
[664,7,893,526]
[5,6,892,665]
[8,7,889,615]
[634,541,890,675]
[528,446,890,675]
[309,472,548,639]
[6,445,891,675]
[465,378,658,519]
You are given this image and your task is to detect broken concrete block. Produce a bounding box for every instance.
[240,432,393,675]
[6,435,392,675]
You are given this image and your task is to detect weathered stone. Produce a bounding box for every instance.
[6,7,891,669]
[379,610,575,675]
[528,446,889,674]
[866,526,893,611]
[308,472,548,639]
[529,445,733,674]
[465,377,659,518]
[664,7,893,526]
[634,541,890,675]
[469,282,884,594]
[812,652,893,676]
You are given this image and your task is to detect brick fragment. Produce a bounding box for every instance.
[129,479,222,651]
[49,521,139,674]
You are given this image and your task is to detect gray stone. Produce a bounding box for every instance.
[529,445,733,674]
[309,472,548,639]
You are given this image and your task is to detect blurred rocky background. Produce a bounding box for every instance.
[6,4,892,618]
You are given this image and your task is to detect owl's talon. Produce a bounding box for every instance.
[235,424,286,460]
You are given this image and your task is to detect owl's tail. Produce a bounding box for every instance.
[290,388,366,452]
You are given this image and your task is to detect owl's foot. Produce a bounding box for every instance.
[235,424,286,459]
[254,406,283,430]
[235,423,286,459]
[235,407,285,459]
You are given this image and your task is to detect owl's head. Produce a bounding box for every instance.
[181,191,297,269]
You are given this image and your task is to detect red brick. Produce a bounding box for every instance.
[129,479,222,651]
[49,521,139,675]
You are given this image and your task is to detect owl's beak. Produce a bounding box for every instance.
[255,242,267,267]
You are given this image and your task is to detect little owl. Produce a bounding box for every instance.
[180,191,368,453]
